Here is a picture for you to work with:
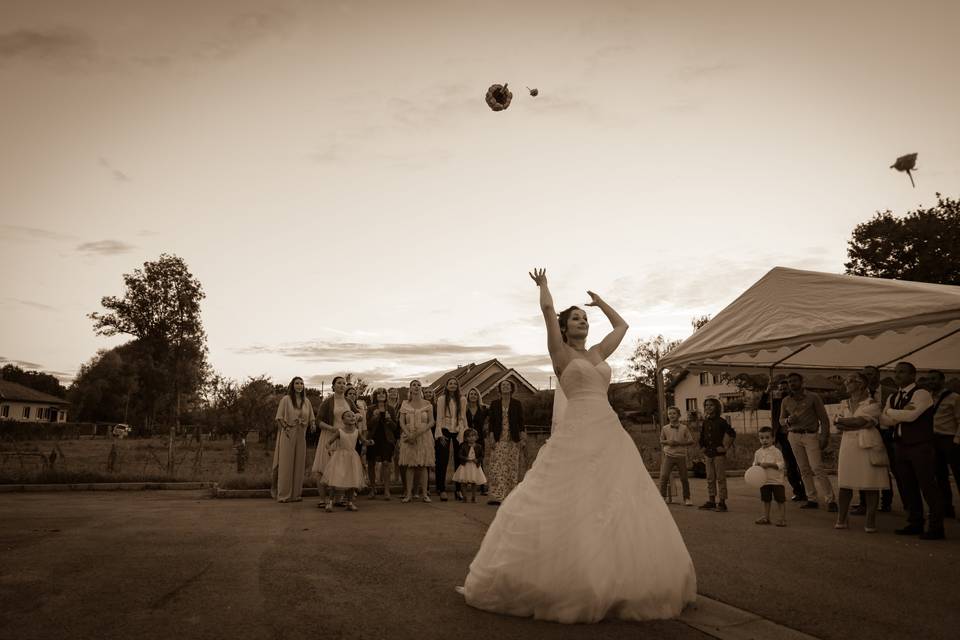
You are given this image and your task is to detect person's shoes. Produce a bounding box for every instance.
[715,501,728,512]
[324,500,333,513]
[800,501,819,509]
[456,491,465,501]
[454,586,465,596]
[850,505,866,516]
[698,500,717,510]
[471,496,477,503]
[663,496,671,504]
[775,520,787,527]
[827,502,839,513]
[347,502,358,512]
[864,526,878,533]
[790,494,806,502]
[684,499,694,507]
[894,525,924,535]
[920,529,945,540]
[440,492,448,502]
[834,521,849,529]
[755,517,771,525]
[400,496,411,503]
[423,495,432,503]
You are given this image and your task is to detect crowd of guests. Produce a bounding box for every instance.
[658,362,959,539]
[271,375,528,511]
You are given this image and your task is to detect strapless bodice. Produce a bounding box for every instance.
[559,358,611,400]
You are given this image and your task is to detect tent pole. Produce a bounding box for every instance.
[770,343,812,369]
[876,327,960,368]
[656,366,667,427]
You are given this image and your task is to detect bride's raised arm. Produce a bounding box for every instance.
[586,291,629,360]
[529,268,565,364]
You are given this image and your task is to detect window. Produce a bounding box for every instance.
[699,373,710,385]
[23,406,31,419]
[0,405,8,418]
[685,398,698,412]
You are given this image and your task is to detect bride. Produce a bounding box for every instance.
[457,268,697,623]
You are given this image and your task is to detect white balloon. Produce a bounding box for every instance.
[744,465,768,489]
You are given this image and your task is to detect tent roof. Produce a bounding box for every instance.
[659,267,960,375]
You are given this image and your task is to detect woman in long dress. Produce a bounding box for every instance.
[485,380,526,505]
[312,376,357,503]
[458,268,697,623]
[833,372,887,532]
[272,377,316,502]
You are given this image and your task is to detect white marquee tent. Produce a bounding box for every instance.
[657,267,960,413]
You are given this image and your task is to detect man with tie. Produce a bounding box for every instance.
[880,362,945,539]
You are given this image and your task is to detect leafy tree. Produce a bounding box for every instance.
[845,193,960,285]
[1,364,67,398]
[691,315,711,331]
[629,335,682,389]
[88,254,209,429]
[68,343,158,430]
[236,376,279,446]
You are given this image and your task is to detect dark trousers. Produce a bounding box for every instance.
[895,440,944,530]
[934,434,960,516]
[775,431,805,498]
[434,434,461,494]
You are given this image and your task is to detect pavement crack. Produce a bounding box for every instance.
[151,562,213,609]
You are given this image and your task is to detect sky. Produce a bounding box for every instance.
[1,0,958,390]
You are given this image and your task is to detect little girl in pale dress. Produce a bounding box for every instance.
[322,411,371,512]
[453,428,487,503]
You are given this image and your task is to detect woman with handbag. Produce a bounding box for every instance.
[834,372,887,533]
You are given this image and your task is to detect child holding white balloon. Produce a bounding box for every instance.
[751,426,787,526]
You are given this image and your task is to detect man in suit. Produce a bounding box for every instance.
[880,362,944,540]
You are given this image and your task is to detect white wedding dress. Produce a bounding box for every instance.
[462,358,697,623]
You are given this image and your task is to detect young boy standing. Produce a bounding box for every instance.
[753,426,787,526]
[698,398,737,512]
[660,407,694,506]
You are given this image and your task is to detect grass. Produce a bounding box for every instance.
[1,423,837,485]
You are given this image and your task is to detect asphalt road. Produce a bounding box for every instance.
[1,477,958,640]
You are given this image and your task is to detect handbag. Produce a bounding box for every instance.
[868,444,890,468]
[857,426,889,467]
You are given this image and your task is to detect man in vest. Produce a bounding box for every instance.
[880,362,944,539]
[921,370,959,520]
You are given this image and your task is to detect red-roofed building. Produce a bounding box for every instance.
[0,380,69,422]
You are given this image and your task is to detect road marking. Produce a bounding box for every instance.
[680,595,820,640]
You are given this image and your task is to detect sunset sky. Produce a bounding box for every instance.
[2,0,958,390]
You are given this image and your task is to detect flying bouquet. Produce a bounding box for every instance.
[890,153,918,188]
[485,83,539,112]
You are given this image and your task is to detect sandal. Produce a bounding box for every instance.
[775,520,787,527]
[754,517,771,525]
[834,522,849,529]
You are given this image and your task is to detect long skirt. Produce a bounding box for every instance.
[272,427,306,502]
[311,429,337,481]
[488,439,522,502]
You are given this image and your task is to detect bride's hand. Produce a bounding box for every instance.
[585,290,603,307]
[528,268,547,287]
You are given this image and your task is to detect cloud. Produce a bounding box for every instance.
[194,9,295,61]
[7,298,57,311]
[0,224,76,242]
[0,27,97,66]
[235,341,514,363]
[76,240,136,255]
[98,157,131,182]
[676,61,740,81]
[0,356,44,369]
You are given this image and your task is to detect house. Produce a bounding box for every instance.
[0,380,69,422]
[426,358,538,403]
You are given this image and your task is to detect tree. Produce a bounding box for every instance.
[89,254,209,430]
[0,364,67,398]
[68,343,157,430]
[691,315,711,331]
[236,376,279,445]
[629,335,681,389]
[845,192,960,285]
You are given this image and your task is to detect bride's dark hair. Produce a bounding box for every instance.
[557,306,584,343]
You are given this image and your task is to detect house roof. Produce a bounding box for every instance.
[427,358,538,397]
[0,380,70,405]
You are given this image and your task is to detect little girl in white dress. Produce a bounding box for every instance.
[453,428,487,503]
[322,411,369,512]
